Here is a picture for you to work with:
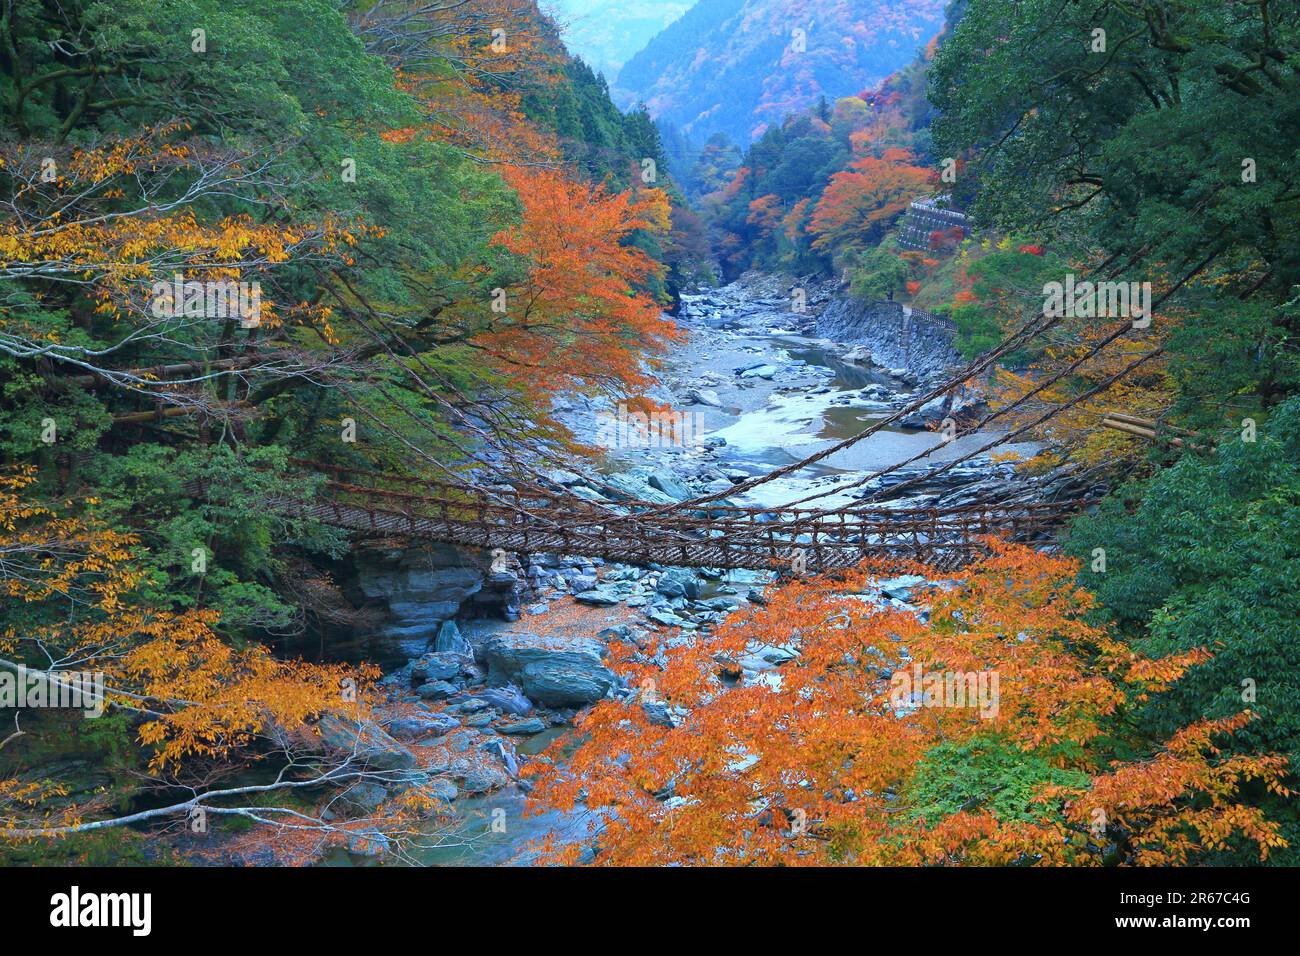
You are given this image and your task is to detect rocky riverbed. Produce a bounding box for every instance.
[259,273,1094,867]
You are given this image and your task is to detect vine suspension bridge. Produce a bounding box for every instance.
[192,265,1186,573]
[267,460,1092,573]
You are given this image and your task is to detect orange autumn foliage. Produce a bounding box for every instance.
[809,147,931,252]
[367,0,561,164]
[984,263,1187,471]
[746,193,784,237]
[525,541,1287,865]
[0,467,375,835]
[478,166,676,399]
[0,126,368,342]
[783,197,813,244]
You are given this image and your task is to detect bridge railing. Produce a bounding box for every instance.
[277,459,1090,571]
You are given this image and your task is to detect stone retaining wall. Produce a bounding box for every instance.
[816,297,962,381]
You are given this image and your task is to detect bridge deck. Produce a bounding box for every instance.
[267,463,1087,573]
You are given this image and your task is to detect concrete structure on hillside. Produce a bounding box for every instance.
[897,195,970,251]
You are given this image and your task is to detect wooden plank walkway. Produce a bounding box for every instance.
[264,463,1087,573]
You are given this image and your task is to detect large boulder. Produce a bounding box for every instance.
[566,573,599,593]
[686,387,723,408]
[656,568,700,599]
[520,661,617,707]
[459,764,511,794]
[482,632,618,707]
[415,680,458,701]
[317,715,416,771]
[600,473,678,506]
[498,717,547,735]
[434,620,473,657]
[647,470,694,501]
[477,684,533,716]
[410,651,465,682]
[897,394,953,430]
[575,583,632,606]
[386,712,460,740]
[336,781,389,818]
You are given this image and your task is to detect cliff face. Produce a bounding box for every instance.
[816,297,960,382]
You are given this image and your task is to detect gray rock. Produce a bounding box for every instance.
[597,624,634,642]
[483,632,618,707]
[647,470,694,501]
[447,731,476,754]
[879,574,929,602]
[600,472,678,506]
[317,715,416,771]
[347,829,390,857]
[434,619,473,657]
[388,600,461,623]
[497,717,547,735]
[458,764,510,794]
[357,555,482,604]
[386,712,460,740]
[337,781,388,817]
[759,645,798,665]
[642,699,676,728]
[418,748,451,774]
[354,544,498,656]
[520,661,616,707]
[415,680,458,701]
[567,573,599,593]
[655,568,700,599]
[449,697,490,714]
[477,684,533,716]
[897,394,952,430]
[687,387,723,408]
[647,607,687,628]
[411,651,464,682]
[691,385,722,408]
[484,631,594,677]
[378,621,443,657]
[575,585,629,606]
[425,778,458,803]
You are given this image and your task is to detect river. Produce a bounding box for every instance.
[333,274,1039,866]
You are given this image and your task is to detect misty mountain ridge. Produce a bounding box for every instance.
[544,0,694,79]
[614,0,947,145]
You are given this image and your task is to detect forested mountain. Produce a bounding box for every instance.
[551,0,1300,868]
[0,0,701,858]
[544,0,693,79]
[680,17,938,279]
[614,0,947,144]
[3,0,1299,879]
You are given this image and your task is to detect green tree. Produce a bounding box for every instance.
[1067,398,1300,863]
